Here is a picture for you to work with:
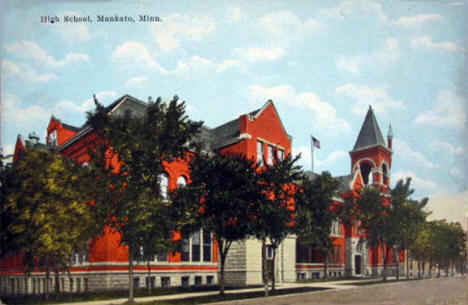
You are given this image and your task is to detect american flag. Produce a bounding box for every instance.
[312,136,321,149]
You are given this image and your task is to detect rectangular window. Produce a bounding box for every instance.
[161,277,171,287]
[145,276,155,288]
[181,237,190,262]
[181,276,189,287]
[203,229,212,262]
[278,149,284,160]
[194,276,202,286]
[191,231,201,262]
[257,140,264,166]
[207,276,214,285]
[267,145,274,165]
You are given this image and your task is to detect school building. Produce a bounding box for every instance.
[0,94,404,295]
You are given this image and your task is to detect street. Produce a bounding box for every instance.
[207,277,468,305]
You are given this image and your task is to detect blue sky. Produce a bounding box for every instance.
[1,0,467,225]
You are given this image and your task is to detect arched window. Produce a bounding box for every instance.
[382,163,388,185]
[177,176,187,188]
[360,162,372,185]
[158,173,169,200]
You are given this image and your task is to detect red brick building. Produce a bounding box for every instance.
[0,96,402,295]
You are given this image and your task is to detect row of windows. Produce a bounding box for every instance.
[135,275,215,288]
[0,277,88,295]
[135,229,213,263]
[257,140,285,166]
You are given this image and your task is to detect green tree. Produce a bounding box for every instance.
[0,148,96,300]
[85,95,202,303]
[387,178,429,280]
[295,171,340,280]
[252,154,303,295]
[354,186,393,280]
[172,151,260,296]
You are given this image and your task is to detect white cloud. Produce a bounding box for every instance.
[430,141,464,155]
[410,36,461,52]
[172,55,217,74]
[3,92,118,135]
[337,38,400,74]
[54,91,118,115]
[426,191,468,226]
[3,94,52,129]
[249,84,350,132]
[335,83,405,116]
[234,47,285,62]
[124,76,149,88]
[293,146,312,169]
[317,150,348,168]
[226,6,244,23]
[53,11,91,42]
[260,10,321,42]
[319,0,388,22]
[7,40,89,68]
[293,146,348,172]
[112,41,168,74]
[414,89,465,129]
[1,143,15,156]
[151,14,216,51]
[393,14,442,27]
[394,139,439,169]
[2,60,56,83]
[392,170,440,194]
[216,59,242,73]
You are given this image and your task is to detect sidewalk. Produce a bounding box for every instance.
[54,279,373,305]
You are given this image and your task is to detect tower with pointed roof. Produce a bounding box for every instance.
[350,106,392,189]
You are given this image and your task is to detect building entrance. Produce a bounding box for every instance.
[355,255,362,275]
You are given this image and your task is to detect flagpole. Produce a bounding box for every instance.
[311,135,314,172]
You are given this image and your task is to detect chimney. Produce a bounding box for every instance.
[387,124,393,150]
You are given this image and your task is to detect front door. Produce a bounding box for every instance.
[355,255,362,275]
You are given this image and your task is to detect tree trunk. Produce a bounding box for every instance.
[147,259,152,294]
[261,237,269,297]
[381,244,387,281]
[428,259,432,278]
[45,266,50,301]
[271,246,276,291]
[217,237,228,297]
[128,244,135,303]
[406,251,410,280]
[219,250,226,297]
[394,247,400,281]
[437,261,440,278]
[417,259,421,278]
[323,254,328,280]
[54,267,60,294]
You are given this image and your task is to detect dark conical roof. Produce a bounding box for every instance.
[352,106,388,151]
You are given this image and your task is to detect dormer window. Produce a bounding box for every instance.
[48,130,58,147]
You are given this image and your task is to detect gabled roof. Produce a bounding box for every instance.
[208,118,240,149]
[352,106,388,152]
